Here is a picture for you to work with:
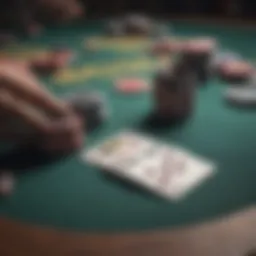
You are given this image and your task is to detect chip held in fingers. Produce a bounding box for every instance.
[65,91,108,132]
[38,114,84,153]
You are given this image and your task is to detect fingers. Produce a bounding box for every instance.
[30,50,73,75]
[0,66,72,118]
[0,89,50,133]
[0,87,84,152]
[38,114,84,153]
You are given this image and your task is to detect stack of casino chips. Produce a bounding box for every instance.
[65,91,108,132]
[218,60,254,83]
[106,14,165,37]
[180,38,217,84]
[150,37,185,56]
[124,14,153,36]
[153,57,197,123]
[106,20,125,37]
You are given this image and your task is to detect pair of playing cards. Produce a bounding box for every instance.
[81,131,216,201]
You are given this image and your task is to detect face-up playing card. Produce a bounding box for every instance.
[84,131,153,167]
[82,131,216,201]
[154,147,215,200]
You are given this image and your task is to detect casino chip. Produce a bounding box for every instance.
[150,37,183,55]
[183,37,217,56]
[150,37,172,55]
[212,50,242,74]
[225,87,256,107]
[65,91,108,131]
[151,24,170,38]
[219,60,254,83]
[249,73,256,84]
[115,78,150,94]
[123,14,153,36]
[106,20,125,37]
[180,38,217,84]
[213,51,241,66]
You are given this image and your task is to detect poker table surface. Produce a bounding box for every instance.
[0,18,255,256]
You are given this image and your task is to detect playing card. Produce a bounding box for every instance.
[124,146,216,200]
[82,132,216,201]
[83,131,151,167]
[157,147,215,200]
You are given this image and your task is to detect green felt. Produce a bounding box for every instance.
[0,21,255,232]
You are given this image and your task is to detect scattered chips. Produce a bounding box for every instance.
[106,14,164,37]
[124,14,153,36]
[225,86,256,107]
[212,51,242,74]
[151,24,170,38]
[219,60,254,83]
[106,20,125,37]
[115,78,150,94]
[221,60,254,75]
[213,51,241,66]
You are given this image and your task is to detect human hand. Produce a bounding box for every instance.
[0,60,84,153]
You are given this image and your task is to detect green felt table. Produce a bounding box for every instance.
[0,20,255,235]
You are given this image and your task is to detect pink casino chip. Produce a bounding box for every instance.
[115,78,150,94]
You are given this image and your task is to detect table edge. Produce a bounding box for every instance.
[0,206,255,256]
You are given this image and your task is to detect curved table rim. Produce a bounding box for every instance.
[0,207,255,256]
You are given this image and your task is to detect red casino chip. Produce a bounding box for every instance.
[220,60,254,77]
[115,78,150,94]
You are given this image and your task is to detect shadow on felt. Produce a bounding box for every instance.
[0,145,68,174]
[101,171,165,202]
[134,112,190,135]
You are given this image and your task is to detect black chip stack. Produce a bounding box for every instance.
[180,44,216,85]
[66,92,107,132]
[153,57,197,124]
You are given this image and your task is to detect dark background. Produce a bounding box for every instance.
[83,0,255,19]
[0,0,255,34]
